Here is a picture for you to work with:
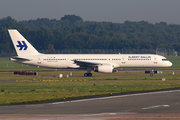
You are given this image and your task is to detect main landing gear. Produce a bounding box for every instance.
[84,67,93,77]
[84,73,92,77]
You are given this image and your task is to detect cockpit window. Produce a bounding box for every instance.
[162,59,168,61]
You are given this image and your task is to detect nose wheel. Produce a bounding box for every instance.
[150,73,153,76]
[84,73,92,77]
[150,68,155,77]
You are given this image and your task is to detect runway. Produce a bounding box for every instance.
[1,89,180,119]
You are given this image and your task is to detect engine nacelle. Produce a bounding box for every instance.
[94,64,114,73]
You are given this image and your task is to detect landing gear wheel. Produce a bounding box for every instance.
[84,73,88,77]
[150,73,153,77]
[150,68,155,77]
[84,73,92,77]
[88,73,92,77]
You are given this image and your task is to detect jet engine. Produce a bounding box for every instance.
[94,64,114,73]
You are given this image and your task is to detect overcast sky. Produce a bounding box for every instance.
[1,0,180,24]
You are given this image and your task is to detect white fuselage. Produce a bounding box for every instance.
[8,29,173,76]
[11,54,172,69]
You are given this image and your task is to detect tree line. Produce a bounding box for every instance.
[0,15,180,55]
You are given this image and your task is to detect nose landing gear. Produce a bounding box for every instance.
[150,68,156,77]
[145,68,157,77]
[150,72,153,77]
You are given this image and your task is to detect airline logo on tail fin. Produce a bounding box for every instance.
[8,29,40,56]
[16,41,28,50]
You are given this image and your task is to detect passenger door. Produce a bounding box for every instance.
[121,56,126,64]
[37,56,41,64]
[154,57,158,64]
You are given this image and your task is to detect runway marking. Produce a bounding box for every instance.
[82,113,117,117]
[51,89,180,105]
[142,105,170,110]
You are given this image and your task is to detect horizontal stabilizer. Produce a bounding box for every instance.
[10,56,30,61]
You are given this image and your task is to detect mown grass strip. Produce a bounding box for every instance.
[0,80,180,105]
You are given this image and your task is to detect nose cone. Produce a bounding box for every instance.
[168,61,173,67]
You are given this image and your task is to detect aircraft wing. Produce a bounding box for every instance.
[74,60,100,67]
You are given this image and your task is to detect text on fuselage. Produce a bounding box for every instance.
[128,56,151,59]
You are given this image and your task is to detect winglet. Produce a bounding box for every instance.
[8,29,40,56]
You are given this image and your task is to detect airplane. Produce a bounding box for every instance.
[8,29,172,77]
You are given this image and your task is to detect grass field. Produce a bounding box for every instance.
[1,80,180,105]
[0,56,180,105]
